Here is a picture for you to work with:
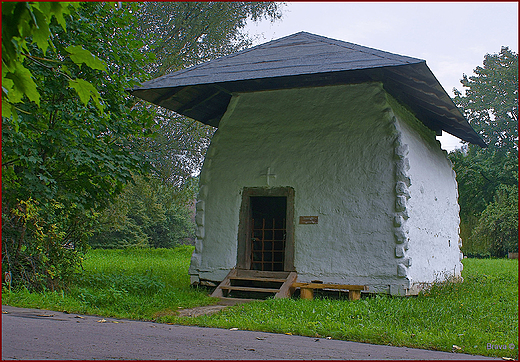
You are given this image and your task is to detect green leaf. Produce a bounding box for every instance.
[5,63,40,105]
[31,7,51,54]
[61,65,71,77]
[68,78,104,112]
[2,76,15,93]
[32,2,51,18]
[2,97,14,119]
[50,2,69,31]
[65,45,106,71]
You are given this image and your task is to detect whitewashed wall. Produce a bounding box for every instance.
[389,99,463,293]
[189,82,462,295]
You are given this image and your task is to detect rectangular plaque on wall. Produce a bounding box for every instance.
[299,216,318,224]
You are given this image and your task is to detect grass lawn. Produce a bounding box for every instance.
[2,246,518,359]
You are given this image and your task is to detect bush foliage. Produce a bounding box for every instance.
[470,185,518,257]
[1,198,92,291]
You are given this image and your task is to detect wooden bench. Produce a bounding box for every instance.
[292,282,368,300]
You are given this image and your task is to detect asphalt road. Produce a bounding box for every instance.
[2,305,501,360]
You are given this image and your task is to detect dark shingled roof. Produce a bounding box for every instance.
[130,32,486,147]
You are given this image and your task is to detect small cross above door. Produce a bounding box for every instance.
[261,167,276,186]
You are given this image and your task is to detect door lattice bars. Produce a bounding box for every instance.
[251,218,286,271]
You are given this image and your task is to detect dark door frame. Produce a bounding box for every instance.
[236,187,295,271]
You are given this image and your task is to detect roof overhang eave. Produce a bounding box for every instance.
[128,63,486,147]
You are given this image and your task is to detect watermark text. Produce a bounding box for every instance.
[487,343,515,350]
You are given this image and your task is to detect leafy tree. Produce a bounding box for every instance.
[450,47,518,257]
[2,2,105,119]
[89,2,285,252]
[137,2,283,78]
[138,115,214,185]
[1,2,284,290]
[453,47,518,153]
[2,2,156,290]
[135,2,284,184]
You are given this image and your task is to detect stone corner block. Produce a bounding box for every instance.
[397,263,408,278]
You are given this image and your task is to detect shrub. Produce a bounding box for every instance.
[471,184,518,257]
[1,198,91,291]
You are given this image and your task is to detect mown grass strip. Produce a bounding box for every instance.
[2,247,517,359]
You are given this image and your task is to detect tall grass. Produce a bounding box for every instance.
[2,247,517,358]
[2,246,216,319]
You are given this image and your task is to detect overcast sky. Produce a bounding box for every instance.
[245,2,518,151]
